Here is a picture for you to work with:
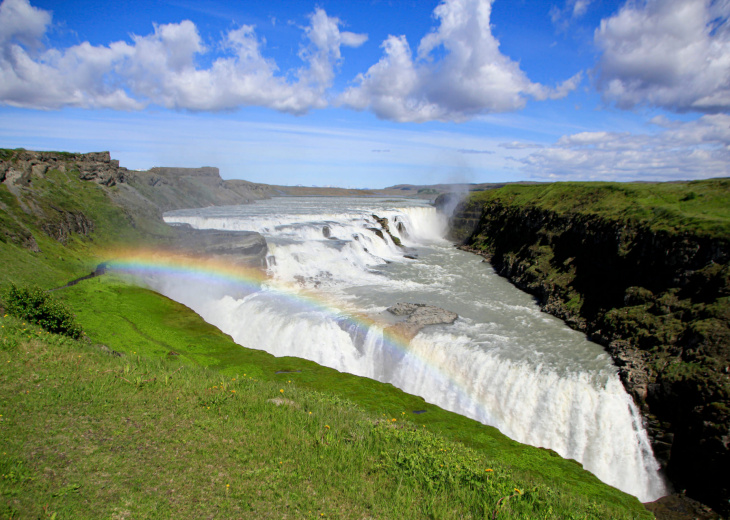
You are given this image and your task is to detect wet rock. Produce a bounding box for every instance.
[644,493,723,520]
[172,228,268,269]
[386,302,458,340]
[371,214,404,247]
[396,220,408,238]
[368,227,385,240]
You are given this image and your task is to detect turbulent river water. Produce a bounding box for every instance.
[158,197,666,502]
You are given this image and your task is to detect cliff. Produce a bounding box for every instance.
[126,166,274,212]
[0,149,271,267]
[444,181,730,515]
[0,149,127,187]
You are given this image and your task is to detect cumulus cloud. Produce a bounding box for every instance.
[594,0,730,113]
[0,0,49,48]
[338,0,581,122]
[517,114,730,180]
[0,0,366,113]
[0,0,141,109]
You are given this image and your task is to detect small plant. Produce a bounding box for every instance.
[2,284,83,339]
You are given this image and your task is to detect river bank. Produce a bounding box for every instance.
[443,181,730,516]
[0,149,658,518]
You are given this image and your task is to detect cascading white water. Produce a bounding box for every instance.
[157,197,667,502]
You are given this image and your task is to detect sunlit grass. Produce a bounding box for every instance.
[468,179,730,236]
[0,315,651,519]
[0,153,656,518]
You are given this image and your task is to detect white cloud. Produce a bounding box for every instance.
[0,0,140,109]
[594,0,730,113]
[499,141,545,150]
[0,0,49,48]
[518,114,730,180]
[550,0,594,30]
[0,0,366,113]
[339,0,581,122]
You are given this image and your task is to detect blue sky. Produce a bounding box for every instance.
[1,0,728,187]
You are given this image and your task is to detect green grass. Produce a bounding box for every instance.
[467,179,730,237]
[0,314,652,519]
[0,153,657,518]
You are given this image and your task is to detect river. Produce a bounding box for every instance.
[156,196,666,502]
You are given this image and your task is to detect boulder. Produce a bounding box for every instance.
[386,302,458,340]
[172,228,268,269]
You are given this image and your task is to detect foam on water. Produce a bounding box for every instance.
[156,197,667,501]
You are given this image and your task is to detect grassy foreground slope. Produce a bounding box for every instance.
[448,179,730,516]
[0,151,653,518]
[0,296,650,519]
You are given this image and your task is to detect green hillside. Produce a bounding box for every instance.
[467,179,730,237]
[0,151,654,518]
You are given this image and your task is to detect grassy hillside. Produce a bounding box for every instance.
[0,310,651,519]
[465,179,730,237]
[0,153,655,518]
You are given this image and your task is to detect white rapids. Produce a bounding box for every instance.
[155,196,666,502]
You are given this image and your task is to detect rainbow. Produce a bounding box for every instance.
[105,246,391,335]
[101,249,668,501]
[103,247,480,411]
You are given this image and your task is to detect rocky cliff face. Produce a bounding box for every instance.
[124,165,274,212]
[1,150,127,187]
[169,226,269,269]
[446,194,730,515]
[0,149,271,267]
[0,149,274,214]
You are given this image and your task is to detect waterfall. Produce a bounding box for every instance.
[156,197,667,501]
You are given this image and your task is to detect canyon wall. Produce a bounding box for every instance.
[0,149,272,266]
[444,182,729,514]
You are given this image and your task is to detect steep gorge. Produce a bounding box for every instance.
[444,182,730,515]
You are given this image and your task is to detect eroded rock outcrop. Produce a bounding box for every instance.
[127,166,274,212]
[386,302,458,340]
[170,226,268,269]
[371,214,403,247]
[0,150,127,188]
[0,149,274,249]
